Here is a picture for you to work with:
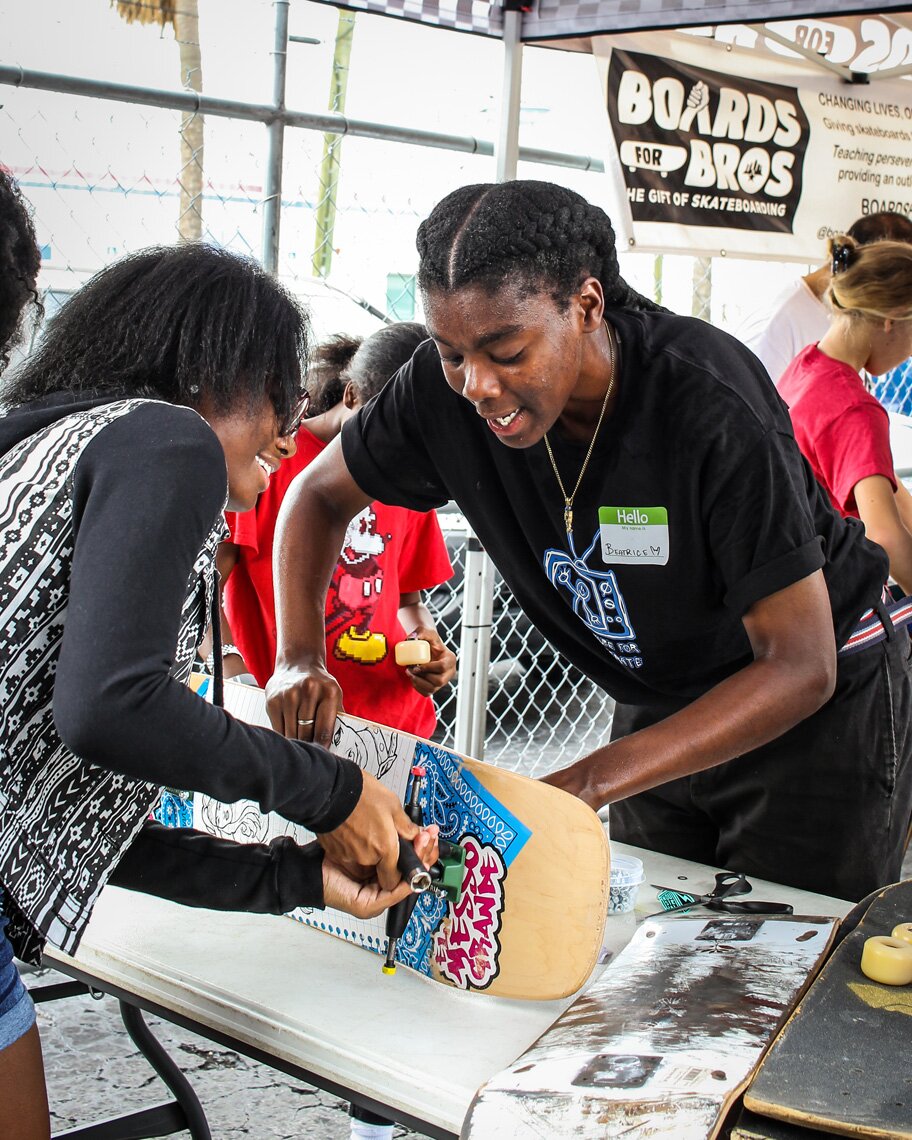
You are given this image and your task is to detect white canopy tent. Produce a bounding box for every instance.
[307,2,912,186]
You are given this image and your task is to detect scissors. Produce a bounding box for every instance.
[647,871,793,918]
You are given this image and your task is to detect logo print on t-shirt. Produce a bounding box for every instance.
[544,531,643,670]
[328,506,389,665]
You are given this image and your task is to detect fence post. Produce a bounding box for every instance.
[261,0,289,272]
[495,8,522,184]
[692,255,713,322]
[454,536,496,759]
[451,6,524,759]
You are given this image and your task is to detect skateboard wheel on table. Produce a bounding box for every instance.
[891,922,912,947]
[395,639,431,666]
[860,935,912,985]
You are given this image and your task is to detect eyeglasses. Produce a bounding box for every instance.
[279,390,311,437]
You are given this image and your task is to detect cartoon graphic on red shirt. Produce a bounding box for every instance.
[329,506,390,665]
[223,425,453,738]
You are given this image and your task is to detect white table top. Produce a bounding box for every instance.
[44,843,851,1138]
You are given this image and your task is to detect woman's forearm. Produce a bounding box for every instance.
[855,475,912,594]
[569,649,833,808]
[545,572,836,807]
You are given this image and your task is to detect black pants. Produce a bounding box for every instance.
[609,630,912,902]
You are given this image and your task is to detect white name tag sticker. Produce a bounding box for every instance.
[599,506,669,566]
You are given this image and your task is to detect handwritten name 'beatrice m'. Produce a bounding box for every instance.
[603,543,664,559]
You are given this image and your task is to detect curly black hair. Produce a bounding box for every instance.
[1,243,308,424]
[305,332,363,415]
[416,180,663,313]
[347,321,428,403]
[0,168,42,374]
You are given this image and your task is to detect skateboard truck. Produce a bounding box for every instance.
[382,766,467,976]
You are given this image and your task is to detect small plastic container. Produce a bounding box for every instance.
[609,854,645,914]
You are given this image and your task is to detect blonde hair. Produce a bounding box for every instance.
[827,235,912,322]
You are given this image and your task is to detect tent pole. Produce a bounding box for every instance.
[453,6,523,761]
[496,8,523,182]
[262,0,290,272]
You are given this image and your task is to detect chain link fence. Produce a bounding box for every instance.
[10,0,899,778]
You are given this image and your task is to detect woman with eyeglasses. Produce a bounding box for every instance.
[0,242,432,1140]
[779,236,912,595]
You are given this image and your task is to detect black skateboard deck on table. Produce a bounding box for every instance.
[744,878,912,1140]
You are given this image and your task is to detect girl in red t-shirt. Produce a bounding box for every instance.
[779,236,912,594]
[216,323,456,739]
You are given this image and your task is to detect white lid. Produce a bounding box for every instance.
[610,853,645,885]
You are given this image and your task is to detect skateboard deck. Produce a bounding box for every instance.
[462,912,837,1139]
[743,878,912,1140]
[194,679,610,1001]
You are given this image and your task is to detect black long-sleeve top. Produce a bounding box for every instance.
[0,394,362,932]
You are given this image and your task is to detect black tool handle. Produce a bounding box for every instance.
[708,899,794,915]
[385,837,428,951]
[385,889,419,946]
[397,836,426,886]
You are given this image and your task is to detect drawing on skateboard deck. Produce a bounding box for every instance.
[742,878,912,1140]
[194,680,610,1001]
[462,913,837,1138]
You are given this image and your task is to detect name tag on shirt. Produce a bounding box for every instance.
[599,506,669,566]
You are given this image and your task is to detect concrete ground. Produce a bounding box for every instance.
[24,964,422,1139]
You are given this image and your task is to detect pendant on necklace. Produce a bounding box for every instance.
[564,504,573,538]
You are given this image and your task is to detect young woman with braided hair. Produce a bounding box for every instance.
[779,236,912,593]
[269,180,912,904]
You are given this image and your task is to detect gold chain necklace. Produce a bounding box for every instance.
[543,319,617,543]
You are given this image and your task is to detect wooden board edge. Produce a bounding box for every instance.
[432,803,610,1001]
[215,699,612,1001]
[438,753,611,1001]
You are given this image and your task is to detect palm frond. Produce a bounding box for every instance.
[112,1,176,29]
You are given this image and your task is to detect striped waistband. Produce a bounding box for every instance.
[838,592,912,658]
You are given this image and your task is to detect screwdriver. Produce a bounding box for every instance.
[382,766,427,975]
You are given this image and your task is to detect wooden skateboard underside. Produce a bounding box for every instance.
[744,879,912,1140]
[462,914,837,1138]
[195,680,610,1000]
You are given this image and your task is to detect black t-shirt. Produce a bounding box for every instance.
[341,309,887,707]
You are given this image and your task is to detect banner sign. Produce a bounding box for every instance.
[595,35,912,260]
[606,48,810,235]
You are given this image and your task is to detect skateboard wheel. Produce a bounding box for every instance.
[892,922,912,947]
[395,639,431,666]
[860,935,912,985]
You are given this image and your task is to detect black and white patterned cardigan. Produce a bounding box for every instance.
[0,399,224,962]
